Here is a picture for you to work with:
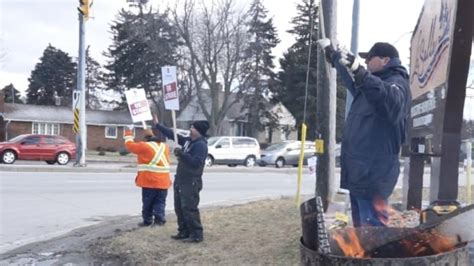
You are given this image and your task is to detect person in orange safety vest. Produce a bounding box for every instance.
[124,126,171,227]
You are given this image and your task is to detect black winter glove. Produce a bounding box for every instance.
[338,48,360,72]
[174,147,183,157]
[338,48,367,85]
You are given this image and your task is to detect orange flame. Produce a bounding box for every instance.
[332,228,367,258]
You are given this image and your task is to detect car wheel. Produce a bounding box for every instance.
[275,157,285,168]
[244,156,256,167]
[56,152,70,165]
[205,155,214,167]
[2,150,17,164]
[46,160,56,165]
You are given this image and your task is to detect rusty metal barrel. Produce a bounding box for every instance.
[300,239,470,266]
[300,197,471,265]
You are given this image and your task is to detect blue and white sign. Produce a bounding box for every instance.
[410,0,456,100]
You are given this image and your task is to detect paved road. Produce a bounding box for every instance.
[1,162,471,254]
[0,169,316,253]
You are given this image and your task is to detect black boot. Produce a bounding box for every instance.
[171,232,189,240]
[137,221,152,227]
[154,219,166,226]
[182,236,203,243]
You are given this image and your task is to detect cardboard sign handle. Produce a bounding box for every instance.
[171,110,179,148]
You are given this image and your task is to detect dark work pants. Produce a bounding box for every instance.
[350,194,388,227]
[174,182,203,239]
[142,188,168,224]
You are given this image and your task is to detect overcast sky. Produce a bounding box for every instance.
[0,0,473,118]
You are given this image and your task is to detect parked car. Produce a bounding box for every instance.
[205,136,260,167]
[258,141,316,168]
[0,134,76,165]
[258,141,341,168]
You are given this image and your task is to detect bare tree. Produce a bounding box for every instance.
[172,0,249,135]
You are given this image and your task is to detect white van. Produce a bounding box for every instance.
[206,136,260,167]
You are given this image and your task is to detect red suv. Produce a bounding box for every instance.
[0,134,76,165]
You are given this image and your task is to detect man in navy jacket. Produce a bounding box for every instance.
[154,120,209,242]
[318,40,411,227]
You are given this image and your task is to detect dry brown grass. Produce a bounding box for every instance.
[91,197,301,265]
[90,186,474,265]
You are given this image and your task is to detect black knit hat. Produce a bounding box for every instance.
[192,121,209,137]
[359,42,399,59]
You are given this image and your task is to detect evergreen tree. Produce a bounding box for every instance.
[85,46,105,109]
[103,6,180,115]
[1,83,22,103]
[26,44,76,106]
[240,0,280,138]
[273,0,346,141]
[273,0,319,140]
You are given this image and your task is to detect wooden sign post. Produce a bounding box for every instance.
[162,66,180,146]
[407,0,473,211]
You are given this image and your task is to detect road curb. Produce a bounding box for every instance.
[0,164,303,174]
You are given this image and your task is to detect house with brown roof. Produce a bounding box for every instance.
[0,89,297,151]
[0,94,140,151]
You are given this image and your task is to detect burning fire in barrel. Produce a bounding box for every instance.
[300,197,474,265]
[331,227,460,258]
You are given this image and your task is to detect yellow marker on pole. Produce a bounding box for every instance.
[315,139,324,154]
[296,123,307,207]
[73,108,80,133]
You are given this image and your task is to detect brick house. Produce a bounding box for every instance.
[0,94,143,151]
[0,89,297,150]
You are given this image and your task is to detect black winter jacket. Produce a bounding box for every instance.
[154,123,208,186]
[335,57,411,198]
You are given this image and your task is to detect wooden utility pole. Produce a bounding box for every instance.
[315,0,337,211]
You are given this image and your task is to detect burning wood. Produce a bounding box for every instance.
[329,204,474,258]
[385,210,419,228]
[331,227,366,258]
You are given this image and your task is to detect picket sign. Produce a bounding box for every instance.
[162,66,180,146]
[124,88,152,130]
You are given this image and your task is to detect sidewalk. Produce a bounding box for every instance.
[0,151,304,173]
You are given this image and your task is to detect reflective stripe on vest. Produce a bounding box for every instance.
[147,142,169,167]
[137,142,169,173]
[137,165,170,173]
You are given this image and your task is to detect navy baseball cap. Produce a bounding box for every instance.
[359,42,399,59]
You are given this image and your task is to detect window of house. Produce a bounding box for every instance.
[32,123,60,135]
[123,127,135,138]
[105,126,118,139]
[234,122,247,136]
